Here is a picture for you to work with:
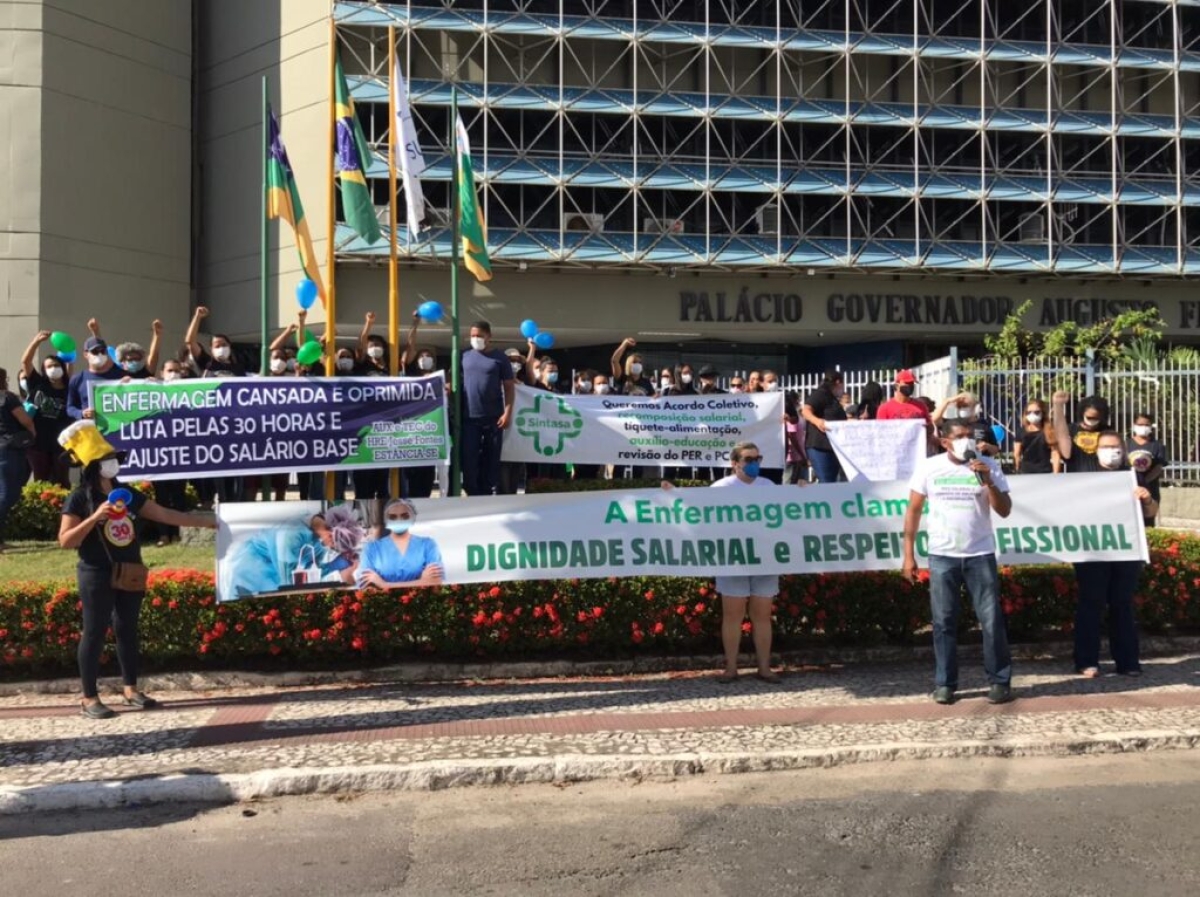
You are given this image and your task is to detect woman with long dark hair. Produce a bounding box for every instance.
[1013,398,1059,474]
[57,421,215,719]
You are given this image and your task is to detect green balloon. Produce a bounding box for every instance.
[50,331,76,353]
[303,329,317,345]
[296,341,323,366]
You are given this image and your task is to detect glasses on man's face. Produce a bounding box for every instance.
[87,348,107,356]
[730,381,744,388]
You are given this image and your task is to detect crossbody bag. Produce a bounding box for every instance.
[91,493,150,593]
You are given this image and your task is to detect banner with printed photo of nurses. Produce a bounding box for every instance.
[214,472,1146,601]
[499,385,785,468]
[92,375,448,481]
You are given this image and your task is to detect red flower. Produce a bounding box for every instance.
[351,637,365,651]
[488,586,502,598]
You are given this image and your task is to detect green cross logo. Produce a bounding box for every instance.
[516,394,584,457]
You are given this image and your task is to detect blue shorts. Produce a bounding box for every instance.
[715,575,779,599]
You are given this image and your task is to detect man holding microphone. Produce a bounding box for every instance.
[902,419,1015,705]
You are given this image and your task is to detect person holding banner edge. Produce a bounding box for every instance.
[902,419,1014,705]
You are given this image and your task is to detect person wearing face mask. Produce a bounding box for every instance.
[1051,392,1110,474]
[1012,399,1060,475]
[574,368,596,395]
[746,371,763,393]
[357,498,444,590]
[1070,431,1158,678]
[903,419,1014,705]
[674,364,697,396]
[932,392,998,457]
[695,364,724,395]
[857,381,885,420]
[801,368,847,483]
[877,369,933,426]
[66,336,125,420]
[610,336,654,396]
[664,441,793,682]
[656,368,678,396]
[460,320,515,496]
[356,312,402,377]
[57,421,216,718]
[20,330,73,486]
[113,319,163,381]
[0,367,38,548]
[1126,412,1166,528]
[185,306,245,378]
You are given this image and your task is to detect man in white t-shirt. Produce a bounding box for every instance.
[902,420,1014,706]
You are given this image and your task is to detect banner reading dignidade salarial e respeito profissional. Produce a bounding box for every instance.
[214,472,1146,600]
[92,375,448,481]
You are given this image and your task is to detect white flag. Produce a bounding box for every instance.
[391,59,426,234]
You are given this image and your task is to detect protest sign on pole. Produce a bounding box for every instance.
[499,385,785,468]
[216,472,1145,601]
[93,375,448,481]
[826,419,927,482]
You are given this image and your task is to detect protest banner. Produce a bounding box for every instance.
[826,419,927,482]
[93,375,448,481]
[499,385,785,468]
[215,472,1145,601]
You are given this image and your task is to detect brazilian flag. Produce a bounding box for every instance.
[334,53,381,245]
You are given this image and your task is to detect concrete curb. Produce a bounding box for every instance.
[2,729,1197,815]
[4,636,1200,697]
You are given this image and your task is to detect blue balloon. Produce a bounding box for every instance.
[417,300,444,322]
[57,350,76,364]
[107,346,118,362]
[520,319,539,340]
[992,424,1006,445]
[534,331,555,350]
[296,278,319,310]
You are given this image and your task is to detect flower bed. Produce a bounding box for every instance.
[2,532,1197,680]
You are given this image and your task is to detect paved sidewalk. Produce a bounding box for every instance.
[2,654,1199,813]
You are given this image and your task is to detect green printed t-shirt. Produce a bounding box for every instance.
[908,453,1009,557]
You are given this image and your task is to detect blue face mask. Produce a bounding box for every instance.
[386,520,412,535]
[124,360,145,374]
[742,460,761,478]
[546,371,559,384]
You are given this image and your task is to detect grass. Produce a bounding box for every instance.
[2,541,214,582]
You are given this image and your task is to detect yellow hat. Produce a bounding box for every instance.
[58,420,121,468]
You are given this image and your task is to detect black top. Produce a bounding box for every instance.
[1064,423,1103,473]
[969,421,1000,452]
[1018,428,1054,474]
[63,484,148,569]
[1127,437,1168,505]
[1,392,25,445]
[803,384,847,452]
[23,371,70,452]
[194,346,245,378]
[614,375,655,397]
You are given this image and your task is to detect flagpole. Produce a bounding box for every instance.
[324,17,339,504]
[449,84,462,499]
[260,77,270,377]
[387,25,401,500]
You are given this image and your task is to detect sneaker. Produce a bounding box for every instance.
[987,684,1014,705]
[933,686,955,705]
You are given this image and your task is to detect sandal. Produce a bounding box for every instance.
[123,692,162,710]
[716,671,739,684]
[81,700,117,720]
[755,670,782,683]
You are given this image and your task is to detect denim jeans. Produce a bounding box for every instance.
[462,416,503,496]
[928,553,1012,688]
[807,447,843,484]
[0,447,29,539]
[1072,561,1143,674]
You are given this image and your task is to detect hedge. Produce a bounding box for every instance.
[2,530,1198,680]
[3,480,199,542]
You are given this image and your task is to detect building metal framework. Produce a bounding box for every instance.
[332,0,1200,277]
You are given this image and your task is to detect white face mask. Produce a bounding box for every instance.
[680,374,692,384]
[1026,412,1042,424]
[270,358,287,374]
[286,358,297,372]
[18,377,28,393]
[45,366,64,381]
[949,437,974,461]
[660,377,672,389]
[577,381,592,393]
[336,357,355,372]
[1097,447,1125,469]
[595,384,611,395]
[1133,425,1152,438]
[629,362,643,376]
[511,362,523,375]
[88,353,108,371]
[469,337,487,352]
[764,381,778,392]
[163,370,181,382]
[99,459,121,480]
[729,387,743,394]
[418,355,434,371]
[367,345,385,360]
[212,345,232,362]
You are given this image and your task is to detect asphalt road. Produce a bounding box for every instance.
[3,753,1199,896]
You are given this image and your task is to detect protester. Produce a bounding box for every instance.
[1126,412,1167,527]
[657,367,680,396]
[57,421,215,719]
[674,363,697,395]
[728,376,745,394]
[574,369,595,395]
[358,311,406,376]
[932,393,999,457]
[19,331,72,486]
[1012,399,1059,474]
[665,441,792,682]
[66,336,125,420]
[784,395,808,484]
[185,306,245,377]
[243,343,292,503]
[903,419,1014,705]
[761,370,780,393]
[1051,392,1110,473]
[531,356,570,481]
[746,371,763,393]
[877,370,933,427]
[0,367,38,548]
[696,364,723,395]
[356,498,444,590]
[1071,431,1158,678]
[461,320,514,496]
[858,381,885,420]
[801,368,847,483]
[610,337,654,395]
[114,319,163,379]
